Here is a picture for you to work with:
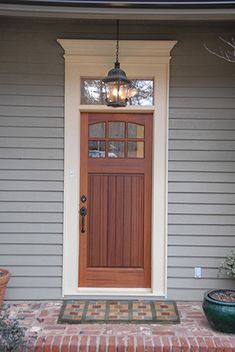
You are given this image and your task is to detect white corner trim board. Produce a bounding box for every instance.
[58,39,177,298]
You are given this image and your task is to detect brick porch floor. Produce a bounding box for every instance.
[5,301,235,351]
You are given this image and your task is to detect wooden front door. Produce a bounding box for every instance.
[79,113,152,288]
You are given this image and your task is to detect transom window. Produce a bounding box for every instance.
[88,121,145,159]
[81,79,154,106]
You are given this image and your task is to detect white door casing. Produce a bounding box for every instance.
[58,39,177,297]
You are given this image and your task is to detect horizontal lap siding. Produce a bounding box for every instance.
[0,19,65,299]
[168,26,235,300]
[0,18,235,300]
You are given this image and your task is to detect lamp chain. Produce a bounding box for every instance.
[116,20,119,64]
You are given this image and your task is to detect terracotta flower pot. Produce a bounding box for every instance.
[0,268,10,305]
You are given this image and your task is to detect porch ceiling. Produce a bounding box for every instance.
[0,0,235,20]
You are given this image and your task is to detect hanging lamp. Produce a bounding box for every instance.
[102,20,132,107]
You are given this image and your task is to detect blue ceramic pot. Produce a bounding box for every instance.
[202,289,235,333]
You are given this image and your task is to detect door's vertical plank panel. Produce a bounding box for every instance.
[88,174,108,267]
[99,175,108,266]
[107,175,117,267]
[123,175,132,267]
[88,173,144,269]
[115,176,124,267]
[87,174,99,267]
[138,175,144,267]
[131,175,144,268]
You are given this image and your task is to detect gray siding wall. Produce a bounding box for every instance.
[0,18,234,300]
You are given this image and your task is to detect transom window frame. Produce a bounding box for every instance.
[58,39,177,298]
[80,78,154,106]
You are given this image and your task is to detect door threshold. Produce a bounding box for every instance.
[63,287,166,298]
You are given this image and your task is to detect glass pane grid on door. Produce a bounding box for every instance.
[88,121,145,159]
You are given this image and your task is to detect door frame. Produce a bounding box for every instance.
[58,39,177,298]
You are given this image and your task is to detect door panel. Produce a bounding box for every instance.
[88,174,144,268]
[88,174,108,267]
[79,113,152,288]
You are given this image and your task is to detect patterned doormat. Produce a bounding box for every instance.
[58,300,180,324]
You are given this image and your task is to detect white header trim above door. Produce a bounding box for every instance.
[58,39,177,297]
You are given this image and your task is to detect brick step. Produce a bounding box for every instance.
[30,335,235,352]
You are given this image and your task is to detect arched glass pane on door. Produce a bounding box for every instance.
[89,122,105,138]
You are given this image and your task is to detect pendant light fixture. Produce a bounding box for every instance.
[102,20,132,107]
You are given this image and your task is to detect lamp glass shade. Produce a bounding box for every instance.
[102,62,131,107]
[104,81,130,107]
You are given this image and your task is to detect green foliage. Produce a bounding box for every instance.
[219,250,235,279]
[0,306,26,352]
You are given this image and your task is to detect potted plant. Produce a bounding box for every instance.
[202,250,235,333]
[0,269,10,305]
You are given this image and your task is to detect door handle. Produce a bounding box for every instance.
[80,206,87,233]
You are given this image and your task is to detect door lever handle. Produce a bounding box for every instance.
[80,206,87,233]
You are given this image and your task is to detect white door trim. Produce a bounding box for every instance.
[58,39,177,297]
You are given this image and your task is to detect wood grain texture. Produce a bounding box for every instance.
[88,174,144,268]
[79,113,152,288]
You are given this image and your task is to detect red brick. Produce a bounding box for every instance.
[171,337,181,352]
[44,325,66,331]
[152,329,175,336]
[153,336,162,352]
[108,336,116,352]
[40,310,48,317]
[179,337,190,352]
[222,337,234,352]
[223,337,235,351]
[100,336,107,352]
[136,336,144,352]
[77,329,102,335]
[44,336,53,352]
[213,337,225,352]
[89,336,98,352]
[117,336,125,352]
[145,337,153,352]
[162,337,171,352]
[66,327,79,334]
[127,336,135,352]
[52,335,62,352]
[187,337,199,352]
[61,336,71,352]
[80,336,88,352]
[70,336,78,352]
[204,337,216,352]
[196,337,207,352]
[219,339,233,352]
[35,336,45,352]
[229,337,235,352]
